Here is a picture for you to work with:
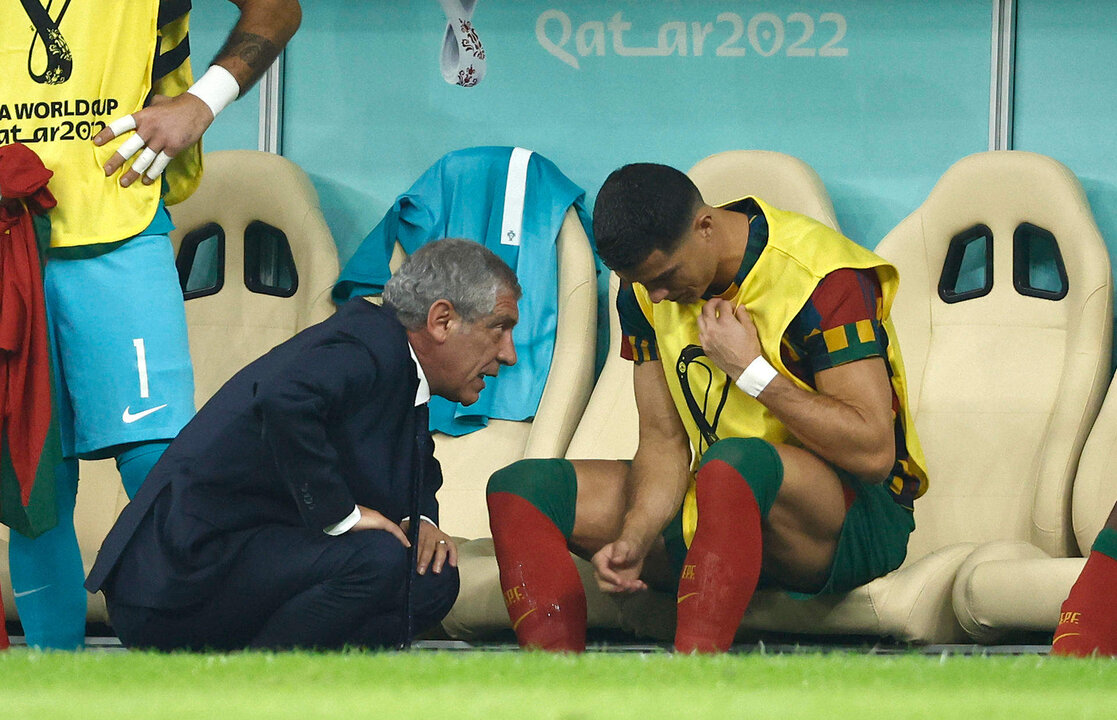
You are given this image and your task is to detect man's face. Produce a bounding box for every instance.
[434,289,519,405]
[622,230,717,305]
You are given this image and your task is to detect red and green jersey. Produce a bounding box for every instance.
[619,197,926,510]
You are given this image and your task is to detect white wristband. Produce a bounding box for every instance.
[735,356,778,398]
[186,65,240,119]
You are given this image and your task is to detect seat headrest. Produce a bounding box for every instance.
[688,150,841,231]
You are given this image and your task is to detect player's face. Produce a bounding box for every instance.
[623,231,717,305]
[436,289,519,405]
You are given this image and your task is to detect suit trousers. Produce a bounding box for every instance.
[103,525,460,651]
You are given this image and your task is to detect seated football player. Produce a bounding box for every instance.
[487,163,928,652]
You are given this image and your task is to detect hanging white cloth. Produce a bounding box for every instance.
[437,0,486,87]
[500,147,533,246]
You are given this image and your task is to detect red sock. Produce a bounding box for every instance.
[674,459,763,653]
[487,491,586,652]
[1051,529,1117,657]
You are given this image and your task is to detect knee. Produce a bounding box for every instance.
[417,564,460,626]
[487,458,572,497]
[341,532,410,594]
[486,458,577,538]
[698,438,784,517]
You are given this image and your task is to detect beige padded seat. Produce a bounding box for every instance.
[169,150,340,403]
[387,205,599,540]
[872,151,1111,642]
[717,151,1112,644]
[954,366,1117,643]
[442,150,851,640]
[444,150,1113,644]
[1,150,340,625]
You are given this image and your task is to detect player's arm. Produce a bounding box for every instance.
[699,298,895,483]
[213,0,304,91]
[96,0,302,186]
[591,361,692,592]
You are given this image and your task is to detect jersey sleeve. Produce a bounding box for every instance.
[787,268,887,374]
[617,280,659,363]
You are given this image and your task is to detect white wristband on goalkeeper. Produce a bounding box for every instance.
[186,65,240,119]
[735,356,778,398]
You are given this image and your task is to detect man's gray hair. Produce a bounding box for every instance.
[383,238,522,329]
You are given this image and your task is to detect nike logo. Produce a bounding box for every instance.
[122,404,168,423]
[1052,632,1083,645]
[677,592,699,605]
[13,584,51,598]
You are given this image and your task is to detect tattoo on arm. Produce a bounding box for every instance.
[216,31,281,78]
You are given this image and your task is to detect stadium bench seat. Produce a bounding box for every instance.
[952,385,1117,642]
[372,150,599,540]
[429,207,598,540]
[709,151,1111,645]
[443,150,1113,646]
[442,149,851,640]
[866,151,1111,643]
[1,150,340,627]
[954,311,1116,641]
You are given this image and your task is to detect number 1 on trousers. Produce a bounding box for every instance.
[133,338,150,399]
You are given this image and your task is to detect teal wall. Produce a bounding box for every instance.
[189,0,993,262]
[1015,0,1117,356]
[189,0,260,155]
[188,0,1117,332]
[279,0,992,262]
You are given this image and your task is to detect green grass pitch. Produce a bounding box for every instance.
[1,649,1116,719]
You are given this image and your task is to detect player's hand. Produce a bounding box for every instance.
[402,518,458,575]
[697,297,763,383]
[93,93,213,188]
[591,539,648,594]
[350,506,410,547]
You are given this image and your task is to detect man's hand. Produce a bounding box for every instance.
[697,297,763,382]
[402,519,458,576]
[350,506,410,547]
[93,93,214,188]
[591,539,648,593]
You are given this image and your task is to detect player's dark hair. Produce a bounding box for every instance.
[592,163,704,273]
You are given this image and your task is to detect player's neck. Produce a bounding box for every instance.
[708,207,751,295]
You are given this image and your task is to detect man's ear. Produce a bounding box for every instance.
[694,206,714,238]
[426,299,458,343]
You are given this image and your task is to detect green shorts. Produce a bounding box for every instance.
[661,477,914,596]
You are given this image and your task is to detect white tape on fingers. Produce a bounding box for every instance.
[116,134,146,161]
[145,151,172,180]
[106,114,137,137]
[131,147,158,174]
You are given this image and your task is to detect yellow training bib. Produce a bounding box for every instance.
[1,0,161,247]
[634,197,928,543]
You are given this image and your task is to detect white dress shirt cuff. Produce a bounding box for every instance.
[401,515,438,528]
[323,505,362,536]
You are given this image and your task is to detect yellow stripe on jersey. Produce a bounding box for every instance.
[855,319,876,344]
[822,326,849,353]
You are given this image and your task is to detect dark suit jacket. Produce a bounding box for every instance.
[85,299,442,608]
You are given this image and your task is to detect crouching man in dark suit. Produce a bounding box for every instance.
[85,238,520,651]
